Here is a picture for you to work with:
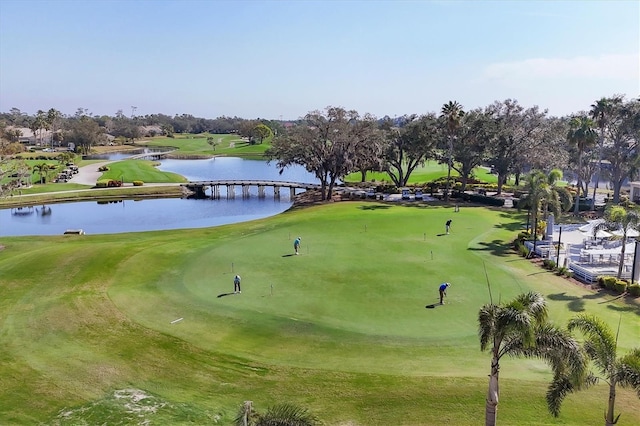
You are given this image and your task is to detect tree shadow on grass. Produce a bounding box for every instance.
[547,292,585,312]
[467,239,513,257]
[358,205,391,211]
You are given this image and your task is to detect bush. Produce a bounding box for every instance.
[518,245,529,257]
[603,276,618,290]
[564,270,573,279]
[596,276,606,288]
[96,180,109,188]
[613,280,627,294]
[98,165,109,172]
[461,193,505,207]
[627,284,640,297]
[542,259,556,270]
[556,266,567,276]
[133,180,144,186]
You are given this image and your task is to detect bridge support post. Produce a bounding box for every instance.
[242,185,250,198]
[258,185,265,198]
[274,186,280,199]
[212,185,220,199]
[290,187,296,199]
[227,185,235,199]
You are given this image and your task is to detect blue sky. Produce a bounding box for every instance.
[0,0,638,119]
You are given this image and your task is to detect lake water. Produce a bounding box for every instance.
[0,157,316,237]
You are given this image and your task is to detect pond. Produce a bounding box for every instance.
[0,156,317,237]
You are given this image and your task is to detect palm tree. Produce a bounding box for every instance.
[567,116,597,215]
[440,101,464,202]
[568,314,640,426]
[589,97,622,210]
[518,169,572,252]
[593,205,640,278]
[32,162,49,184]
[235,401,320,426]
[478,292,587,426]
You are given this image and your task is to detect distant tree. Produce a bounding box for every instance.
[567,314,640,426]
[206,135,218,151]
[46,108,62,148]
[589,96,624,210]
[567,116,597,214]
[440,101,464,201]
[352,118,385,182]
[484,100,552,194]
[253,123,273,144]
[601,98,640,203]
[383,114,438,187]
[450,109,493,192]
[267,106,371,200]
[64,112,104,154]
[32,162,49,184]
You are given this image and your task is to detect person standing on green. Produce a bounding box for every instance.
[294,237,301,255]
[234,275,241,294]
[439,282,450,304]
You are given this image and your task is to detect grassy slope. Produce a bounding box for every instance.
[1,204,638,425]
[139,133,271,158]
[99,160,187,183]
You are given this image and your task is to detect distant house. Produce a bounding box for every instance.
[7,126,52,146]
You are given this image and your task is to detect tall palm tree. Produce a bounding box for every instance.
[518,169,572,252]
[567,116,597,214]
[568,314,640,426]
[593,205,640,278]
[479,292,586,426]
[440,101,464,202]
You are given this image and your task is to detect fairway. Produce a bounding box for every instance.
[1,202,638,425]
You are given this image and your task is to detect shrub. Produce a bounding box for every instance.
[542,259,556,270]
[518,245,529,257]
[596,276,606,288]
[613,280,627,294]
[627,284,640,297]
[133,180,144,186]
[96,180,109,188]
[563,270,573,279]
[556,266,567,276]
[603,276,617,290]
[98,165,109,172]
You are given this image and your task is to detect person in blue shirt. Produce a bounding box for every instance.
[439,282,450,304]
[234,275,241,294]
[294,237,301,255]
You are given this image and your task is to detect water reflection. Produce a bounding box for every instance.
[1,197,292,237]
[0,156,316,237]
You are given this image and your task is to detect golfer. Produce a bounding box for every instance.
[439,282,450,304]
[445,219,452,234]
[234,275,241,294]
[294,236,301,255]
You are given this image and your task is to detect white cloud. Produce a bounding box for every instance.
[484,53,639,81]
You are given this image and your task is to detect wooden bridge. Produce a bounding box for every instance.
[181,180,321,199]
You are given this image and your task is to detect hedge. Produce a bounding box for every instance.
[627,284,640,297]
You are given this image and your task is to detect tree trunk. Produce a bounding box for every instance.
[574,153,583,215]
[360,170,367,182]
[592,131,604,210]
[445,137,453,202]
[617,238,626,279]
[485,356,500,426]
[605,381,617,426]
[496,174,505,195]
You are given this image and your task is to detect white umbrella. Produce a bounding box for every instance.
[578,219,604,233]
[581,229,612,239]
[612,228,640,238]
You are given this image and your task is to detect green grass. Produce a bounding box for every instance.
[0,203,638,425]
[138,133,271,159]
[100,159,187,183]
[344,161,514,185]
